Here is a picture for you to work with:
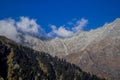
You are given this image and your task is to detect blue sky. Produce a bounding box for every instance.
[0,0,120,38]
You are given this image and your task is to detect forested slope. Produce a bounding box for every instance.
[0,36,104,80]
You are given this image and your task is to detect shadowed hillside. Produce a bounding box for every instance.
[0,36,104,80]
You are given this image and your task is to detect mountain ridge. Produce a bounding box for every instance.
[22,18,120,57]
[0,18,120,80]
[0,36,104,80]
[17,18,120,80]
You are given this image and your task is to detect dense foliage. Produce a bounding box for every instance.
[0,36,104,80]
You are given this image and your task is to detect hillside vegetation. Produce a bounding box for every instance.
[0,36,104,80]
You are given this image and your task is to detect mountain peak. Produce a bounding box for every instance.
[114,18,120,22]
[106,18,120,31]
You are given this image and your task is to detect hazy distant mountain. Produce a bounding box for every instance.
[16,18,120,80]
[0,36,103,80]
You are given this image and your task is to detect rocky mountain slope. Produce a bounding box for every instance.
[65,19,120,80]
[65,36,120,80]
[16,18,120,80]
[0,36,104,80]
[21,18,120,56]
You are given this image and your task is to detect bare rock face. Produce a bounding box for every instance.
[66,18,120,79]
[13,18,120,80]
[66,36,120,80]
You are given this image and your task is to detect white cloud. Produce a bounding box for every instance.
[51,25,57,31]
[0,18,19,41]
[72,18,88,32]
[48,18,88,38]
[0,17,88,40]
[0,17,43,41]
[50,25,74,37]
[67,22,73,25]
[16,17,39,34]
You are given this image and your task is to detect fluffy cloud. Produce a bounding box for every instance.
[49,18,88,38]
[0,17,88,40]
[16,17,39,34]
[0,18,19,41]
[72,18,88,32]
[49,25,74,37]
[0,17,42,41]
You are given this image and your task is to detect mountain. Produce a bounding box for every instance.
[65,18,120,80]
[16,18,120,80]
[0,36,103,80]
